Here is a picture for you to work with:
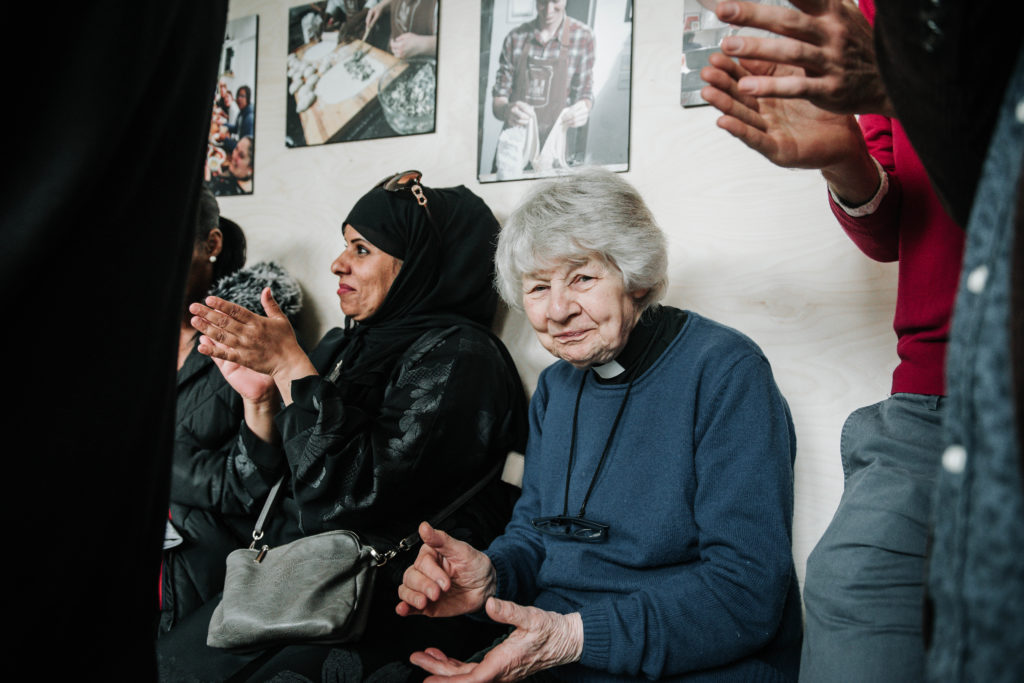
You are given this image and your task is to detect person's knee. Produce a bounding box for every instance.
[802,518,881,622]
[803,534,849,611]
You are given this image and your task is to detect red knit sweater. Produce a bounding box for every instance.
[827,0,964,396]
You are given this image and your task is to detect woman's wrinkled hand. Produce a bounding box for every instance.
[396,522,496,618]
[409,599,584,682]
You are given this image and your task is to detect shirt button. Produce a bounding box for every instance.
[966,264,989,293]
[942,444,967,474]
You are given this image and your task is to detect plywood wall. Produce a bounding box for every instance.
[219,0,900,589]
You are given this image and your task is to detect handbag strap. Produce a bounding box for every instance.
[248,457,506,564]
[249,477,284,548]
[391,458,505,555]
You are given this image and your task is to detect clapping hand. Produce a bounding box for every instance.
[711,0,892,116]
[700,52,864,170]
[190,287,315,404]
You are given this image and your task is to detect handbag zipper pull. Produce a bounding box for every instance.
[254,545,269,563]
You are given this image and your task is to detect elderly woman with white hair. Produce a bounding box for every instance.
[396,168,803,682]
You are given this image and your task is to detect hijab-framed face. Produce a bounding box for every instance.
[330,224,403,321]
[342,182,501,329]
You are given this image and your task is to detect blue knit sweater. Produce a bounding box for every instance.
[485,311,802,681]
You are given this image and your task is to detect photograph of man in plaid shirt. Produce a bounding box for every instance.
[491,0,596,153]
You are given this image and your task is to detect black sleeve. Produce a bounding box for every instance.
[169,370,284,515]
[275,326,525,539]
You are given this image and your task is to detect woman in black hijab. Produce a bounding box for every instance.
[176,172,527,680]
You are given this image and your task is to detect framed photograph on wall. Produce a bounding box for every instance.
[205,14,258,197]
[681,0,790,108]
[478,0,633,183]
[284,1,439,147]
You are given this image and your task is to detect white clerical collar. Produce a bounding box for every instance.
[591,359,626,379]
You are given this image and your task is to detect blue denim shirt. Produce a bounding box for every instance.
[927,43,1024,681]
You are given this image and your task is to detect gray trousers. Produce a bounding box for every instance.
[800,394,945,682]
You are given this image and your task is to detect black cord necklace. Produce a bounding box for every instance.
[531,326,657,543]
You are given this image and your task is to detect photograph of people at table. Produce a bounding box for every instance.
[478,0,633,183]
[285,0,438,147]
[204,14,258,196]
[206,135,254,197]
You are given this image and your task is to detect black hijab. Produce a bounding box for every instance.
[331,182,502,388]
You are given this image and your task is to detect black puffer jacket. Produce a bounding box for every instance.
[159,262,302,635]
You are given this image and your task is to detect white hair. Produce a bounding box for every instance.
[494,168,668,311]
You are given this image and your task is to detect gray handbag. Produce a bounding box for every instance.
[207,467,500,651]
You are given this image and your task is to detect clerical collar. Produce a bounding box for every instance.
[591,306,687,385]
[592,359,625,379]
